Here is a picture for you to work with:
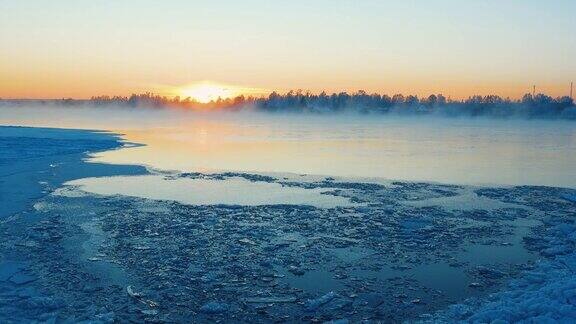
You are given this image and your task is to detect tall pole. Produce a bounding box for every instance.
[571,82,573,100]
[533,85,535,97]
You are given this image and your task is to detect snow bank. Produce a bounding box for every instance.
[421,219,576,323]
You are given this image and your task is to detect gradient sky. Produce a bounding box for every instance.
[1,0,575,99]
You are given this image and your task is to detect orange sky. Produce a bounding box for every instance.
[1,1,575,100]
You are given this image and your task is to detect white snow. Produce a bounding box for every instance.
[422,221,576,323]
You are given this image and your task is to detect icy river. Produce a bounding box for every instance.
[1,104,576,322]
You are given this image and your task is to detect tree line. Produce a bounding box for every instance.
[3,90,575,119]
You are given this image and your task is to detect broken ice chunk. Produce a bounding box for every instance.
[238,238,257,246]
[127,285,142,298]
[288,265,305,276]
[244,296,297,303]
[305,291,338,311]
[141,309,158,316]
[561,192,576,203]
[9,273,37,285]
[200,301,229,314]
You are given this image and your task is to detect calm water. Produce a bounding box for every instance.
[66,175,356,208]
[2,104,575,187]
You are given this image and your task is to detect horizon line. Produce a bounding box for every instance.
[1,89,573,102]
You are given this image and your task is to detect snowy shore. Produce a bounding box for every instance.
[421,189,576,323]
[0,126,146,322]
[0,126,575,322]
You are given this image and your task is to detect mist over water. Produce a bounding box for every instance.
[1,103,575,187]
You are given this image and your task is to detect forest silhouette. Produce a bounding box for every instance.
[3,90,575,119]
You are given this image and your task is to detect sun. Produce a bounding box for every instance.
[178,82,236,103]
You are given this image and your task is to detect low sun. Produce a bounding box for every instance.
[178,83,235,103]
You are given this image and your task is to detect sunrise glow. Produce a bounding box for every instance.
[1,1,574,100]
[176,83,236,103]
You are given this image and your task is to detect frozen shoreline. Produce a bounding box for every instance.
[1,126,575,322]
[418,188,576,322]
[0,126,145,219]
[0,126,146,322]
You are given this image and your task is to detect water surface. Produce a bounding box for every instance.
[68,175,355,208]
[2,104,575,187]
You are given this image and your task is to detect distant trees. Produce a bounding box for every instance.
[81,90,576,119]
[254,91,574,118]
[4,90,573,119]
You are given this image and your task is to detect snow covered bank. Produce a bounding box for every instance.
[0,126,142,218]
[420,187,576,323]
[0,126,146,322]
